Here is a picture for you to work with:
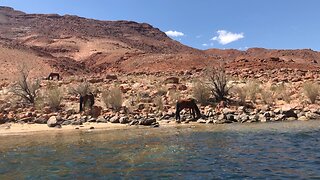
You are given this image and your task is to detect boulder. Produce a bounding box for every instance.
[91,106,102,118]
[164,77,179,84]
[47,116,58,127]
[106,74,118,80]
[119,116,129,124]
[139,118,156,126]
[109,116,120,123]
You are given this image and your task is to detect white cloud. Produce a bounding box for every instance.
[165,30,184,37]
[202,42,214,47]
[211,30,244,45]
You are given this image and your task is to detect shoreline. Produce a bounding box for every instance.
[1,119,320,137]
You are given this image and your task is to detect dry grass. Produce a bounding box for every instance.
[102,86,123,111]
[303,82,320,104]
[46,85,63,111]
[192,79,211,105]
[245,80,261,103]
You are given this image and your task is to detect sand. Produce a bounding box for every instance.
[0,122,138,136]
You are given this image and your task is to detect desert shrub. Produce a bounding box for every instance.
[192,80,211,105]
[303,82,320,104]
[260,87,274,105]
[154,95,164,112]
[69,82,91,96]
[207,65,231,101]
[232,85,247,105]
[155,84,167,96]
[168,90,181,105]
[102,86,123,111]
[245,81,261,103]
[11,68,40,104]
[46,85,63,111]
[273,84,291,103]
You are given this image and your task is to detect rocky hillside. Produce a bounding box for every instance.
[1,6,320,81]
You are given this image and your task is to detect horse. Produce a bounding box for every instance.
[46,73,60,80]
[79,92,95,112]
[176,98,201,121]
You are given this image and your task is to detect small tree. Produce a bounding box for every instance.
[207,65,231,101]
[11,68,40,104]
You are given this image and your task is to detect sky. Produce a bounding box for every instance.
[1,0,320,50]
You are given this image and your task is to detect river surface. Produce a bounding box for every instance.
[1,121,320,179]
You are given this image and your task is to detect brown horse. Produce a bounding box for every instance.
[79,92,95,112]
[176,98,201,121]
[46,73,60,80]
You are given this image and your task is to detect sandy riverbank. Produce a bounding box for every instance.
[0,121,193,136]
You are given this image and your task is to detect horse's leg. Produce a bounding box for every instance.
[79,96,84,112]
[175,105,181,121]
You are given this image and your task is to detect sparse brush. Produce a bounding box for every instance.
[154,95,164,112]
[245,81,261,103]
[273,84,291,103]
[206,65,231,101]
[10,68,40,105]
[260,87,274,105]
[156,85,167,96]
[192,79,211,105]
[102,86,123,111]
[168,90,181,106]
[69,82,91,96]
[46,85,63,111]
[303,82,320,104]
[232,85,247,105]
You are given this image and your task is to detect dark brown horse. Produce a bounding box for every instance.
[176,98,201,121]
[79,92,95,112]
[46,73,60,80]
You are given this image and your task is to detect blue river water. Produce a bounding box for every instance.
[1,121,320,179]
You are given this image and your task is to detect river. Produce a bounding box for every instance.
[1,121,320,179]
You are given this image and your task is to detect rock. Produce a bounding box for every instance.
[218,114,225,120]
[164,77,179,84]
[106,74,118,80]
[19,117,33,123]
[222,108,235,115]
[197,119,206,123]
[89,126,95,129]
[305,112,320,120]
[47,116,58,127]
[178,84,188,91]
[88,78,104,83]
[226,114,236,122]
[286,117,297,121]
[34,117,47,124]
[109,116,120,123]
[96,117,108,123]
[139,118,156,126]
[119,116,129,124]
[90,106,102,118]
[87,118,97,122]
[137,103,145,110]
[298,116,308,121]
[54,124,62,128]
[281,106,297,118]
[62,120,72,125]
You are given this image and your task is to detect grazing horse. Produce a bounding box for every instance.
[176,98,201,121]
[47,73,60,80]
[79,93,95,112]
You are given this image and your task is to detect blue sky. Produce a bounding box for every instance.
[1,0,320,50]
